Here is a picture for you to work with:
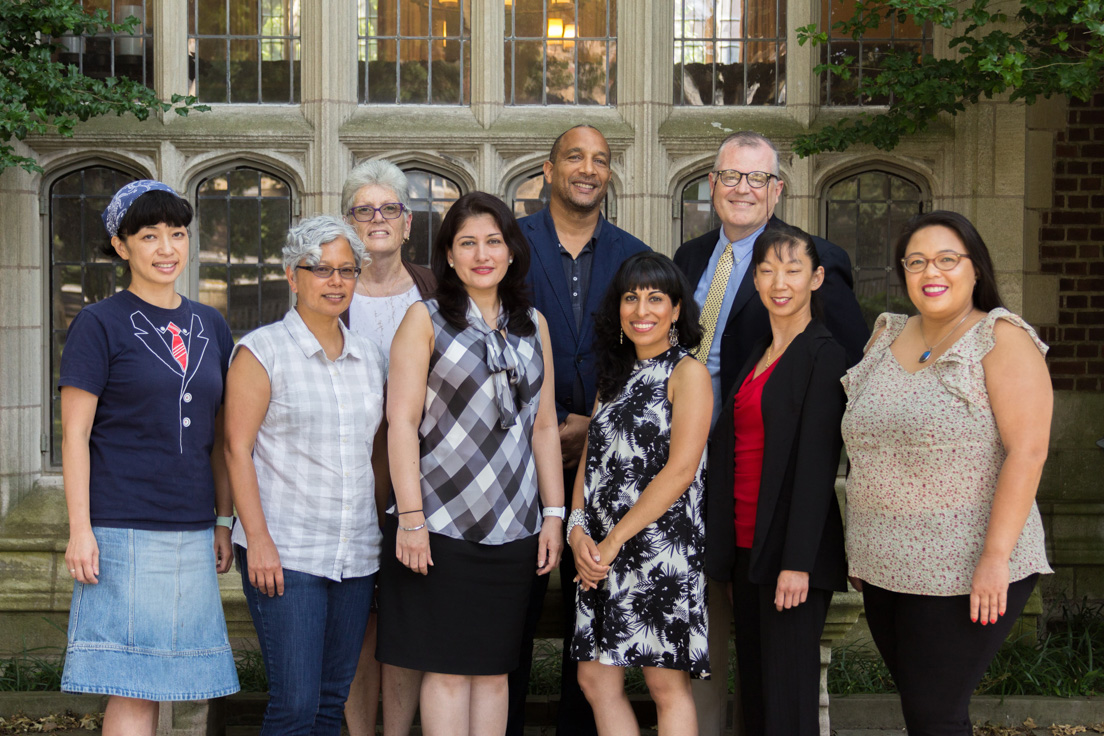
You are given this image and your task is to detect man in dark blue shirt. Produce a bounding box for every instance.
[508,125,650,736]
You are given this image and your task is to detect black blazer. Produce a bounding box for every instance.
[673,215,869,402]
[703,319,847,592]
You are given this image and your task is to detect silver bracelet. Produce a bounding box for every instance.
[398,522,426,532]
[566,509,587,540]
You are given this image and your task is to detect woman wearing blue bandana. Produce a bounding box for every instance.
[59,180,239,734]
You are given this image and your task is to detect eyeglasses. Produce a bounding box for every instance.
[712,170,777,188]
[900,252,972,273]
[296,265,361,280]
[347,203,405,222]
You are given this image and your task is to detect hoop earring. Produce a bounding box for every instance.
[668,326,679,347]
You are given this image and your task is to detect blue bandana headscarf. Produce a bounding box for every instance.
[101,180,179,238]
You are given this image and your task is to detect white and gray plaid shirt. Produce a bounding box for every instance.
[231,309,387,581]
[401,299,543,545]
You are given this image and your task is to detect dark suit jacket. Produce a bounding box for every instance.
[673,215,869,402]
[519,207,650,422]
[703,320,847,592]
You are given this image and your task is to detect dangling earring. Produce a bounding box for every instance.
[668,325,679,347]
[619,330,623,346]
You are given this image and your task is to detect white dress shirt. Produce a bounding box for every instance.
[231,308,387,581]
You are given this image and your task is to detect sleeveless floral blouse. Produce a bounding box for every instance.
[840,308,1053,596]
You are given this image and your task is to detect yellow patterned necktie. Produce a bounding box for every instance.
[694,242,734,364]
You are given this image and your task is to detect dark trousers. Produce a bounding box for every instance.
[731,548,832,736]
[861,574,1038,736]
[506,468,598,736]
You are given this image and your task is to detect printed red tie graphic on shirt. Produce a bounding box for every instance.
[167,322,187,371]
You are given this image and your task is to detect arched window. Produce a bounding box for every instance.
[510,170,550,218]
[51,1,154,88]
[505,0,617,105]
[48,166,139,464]
[674,0,786,105]
[195,166,293,339]
[358,0,472,104]
[680,174,720,243]
[404,169,463,266]
[188,0,301,103]
[824,170,925,326]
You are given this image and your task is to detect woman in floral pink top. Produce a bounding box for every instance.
[841,211,1052,735]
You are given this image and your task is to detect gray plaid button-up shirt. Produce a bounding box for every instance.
[230,308,387,580]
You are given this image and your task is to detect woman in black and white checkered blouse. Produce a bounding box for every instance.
[377,191,565,736]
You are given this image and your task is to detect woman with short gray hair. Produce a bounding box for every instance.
[224,214,389,735]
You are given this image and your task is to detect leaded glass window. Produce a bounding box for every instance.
[359,0,472,104]
[405,169,462,266]
[674,0,786,105]
[680,174,721,242]
[820,0,932,105]
[505,0,617,105]
[510,171,550,219]
[52,1,153,88]
[48,166,138,465]
[195,167,293,338]
[824,170,924,327]
[188,0,301,103]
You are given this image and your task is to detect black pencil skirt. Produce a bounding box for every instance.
[376,515,539,676]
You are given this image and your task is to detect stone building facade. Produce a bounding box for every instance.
[0,0,1101,655]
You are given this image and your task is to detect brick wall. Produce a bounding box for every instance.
[1038,89,1104,392]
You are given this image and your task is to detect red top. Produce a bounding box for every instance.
[732,360,778,548]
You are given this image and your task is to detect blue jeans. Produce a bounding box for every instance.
[237,545,375,736]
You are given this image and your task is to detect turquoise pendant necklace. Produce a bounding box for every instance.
[918,311,971,363]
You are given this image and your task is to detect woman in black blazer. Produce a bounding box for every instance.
[704,223,848,736]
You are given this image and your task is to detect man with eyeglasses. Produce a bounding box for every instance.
[673,130,868,735]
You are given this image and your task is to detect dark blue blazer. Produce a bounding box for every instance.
[673,215,869,401]
[519,207,650,422]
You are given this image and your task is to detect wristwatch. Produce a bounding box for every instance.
[541,506,566,520]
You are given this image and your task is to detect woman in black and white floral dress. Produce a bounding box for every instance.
[568,252,712,736]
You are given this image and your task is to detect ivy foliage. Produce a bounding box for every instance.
[0,0,209,173]
[795,0,1104,155]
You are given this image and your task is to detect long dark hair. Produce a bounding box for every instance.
[101,190,194,259]
[753,223,825,321]
[595,252,702,401]
[431,191,535,336]
[894,210,1005,312]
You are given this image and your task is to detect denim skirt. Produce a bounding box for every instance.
[61,526,240,700]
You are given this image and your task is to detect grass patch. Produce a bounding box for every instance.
[0,649,64,692]
[828,599,1104,697]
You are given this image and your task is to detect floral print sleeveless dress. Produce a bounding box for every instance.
[570,347,710,678]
